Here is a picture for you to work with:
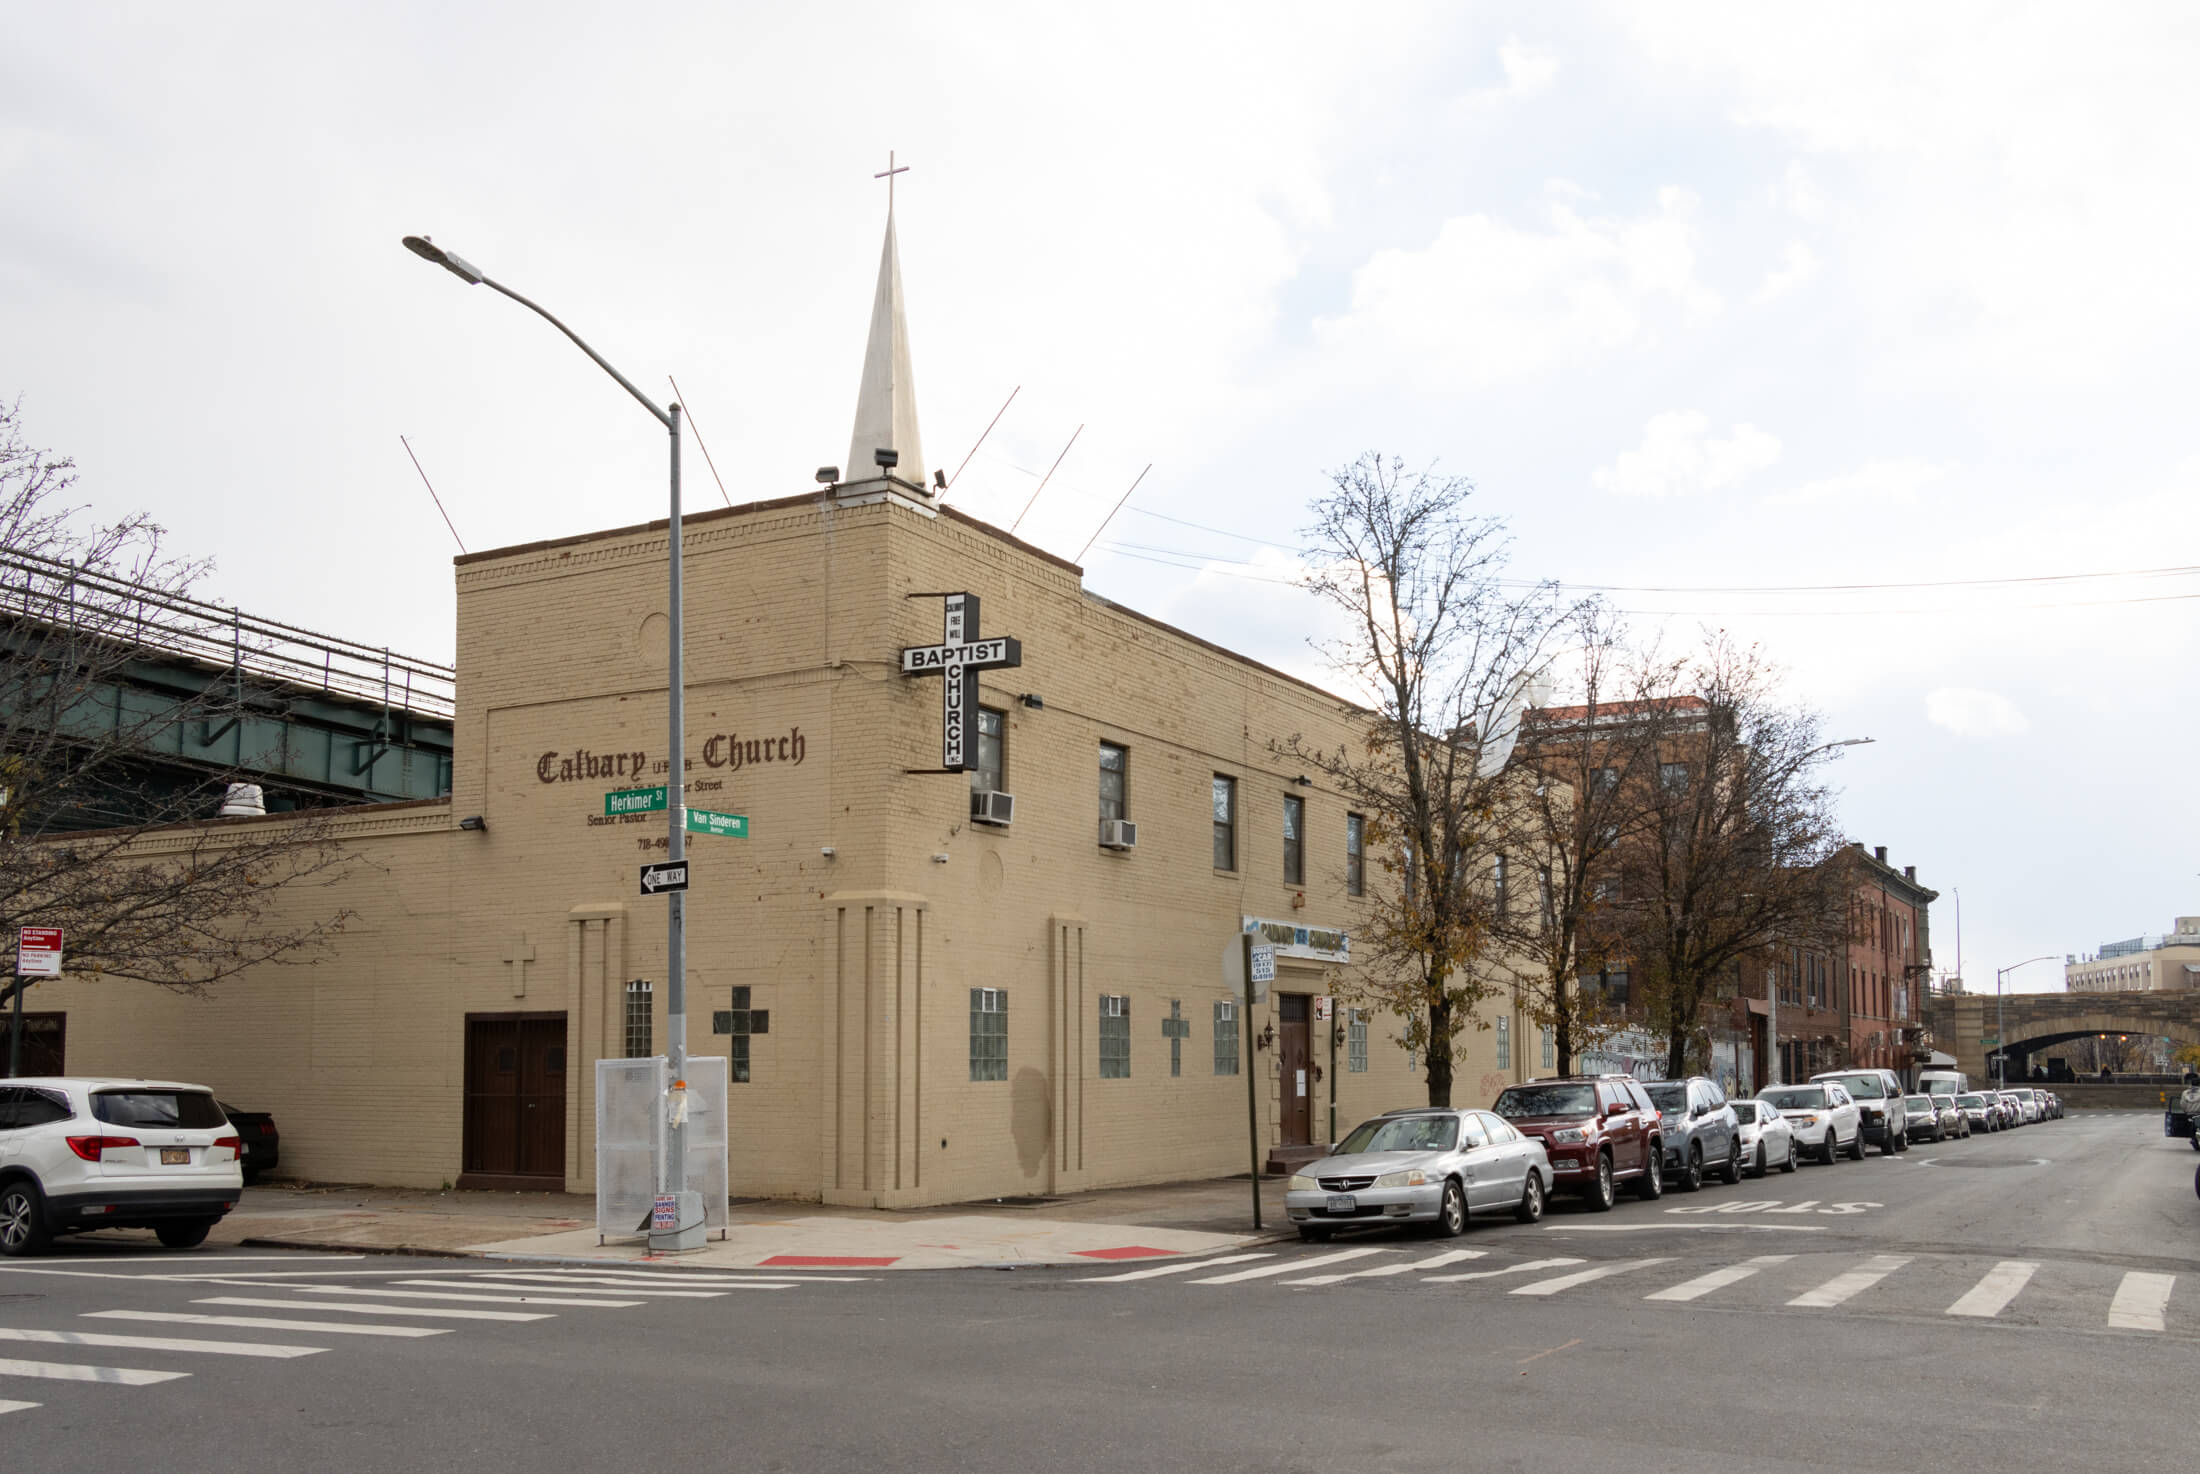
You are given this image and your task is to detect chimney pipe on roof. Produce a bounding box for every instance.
[1904,865,1915,881]
[1874,845,1887,864]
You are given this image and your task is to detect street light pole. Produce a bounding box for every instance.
[1993,954,2057,1087]
[401,236,698,1250]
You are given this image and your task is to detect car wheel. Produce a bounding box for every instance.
[1847,1127,1868,1161]
[0,1180,51,1258]
[1678,1143,1704,1193]
[1634,1146,1665,1201]
[1779,1137,1799,1174]
[154,1219,215,1250]
[1720,1139,1743,1186]
[1435,1179,1468,1238]
[1297,1225,1332,1243]
[2190,1134,2200,1154]
[1515,1173,1545,1225]
[1750,1142,1767,1179]
[1584,1152,1616,1212]
[1880,1124,1900,1157]
[1819,1132,1839,1165]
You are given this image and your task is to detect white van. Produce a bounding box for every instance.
[1918,1069,1968,1101]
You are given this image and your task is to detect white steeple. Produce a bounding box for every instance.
[840,209,929,500]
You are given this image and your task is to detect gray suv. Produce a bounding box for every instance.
[1641,1076,1742,1192]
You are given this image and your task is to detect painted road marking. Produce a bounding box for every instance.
[0,1399,39,1415]
[1946,1261,2039,1319]
[1284,1250,1485,1286]
[1645,1255,1795,1303]
[86,1311,450,1339]
[2109,1272,2176,1332]
[1511,1259,1672,1296]
[0,1357,188,1386]
[475,1270,852,1286]
[391,1278,727,1299]
[1192,1248,1389,1284]
[1543,1223,1827,1233]
[196,1297,553,1323]
[1423,1257,1585,1285]
[0,1327,326,1360]
[287,1286,644,1308]
[1076,1254,1274,1283]
[1788,1255,1911,1309]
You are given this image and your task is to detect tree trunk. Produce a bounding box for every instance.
[1425,991,1455,1107]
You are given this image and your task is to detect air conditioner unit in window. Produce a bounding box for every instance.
[1098,818,1138,850]
[971,790,1015,826]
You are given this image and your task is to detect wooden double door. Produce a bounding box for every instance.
[459,1013,567,1191]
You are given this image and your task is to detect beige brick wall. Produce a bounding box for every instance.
[41,490,1528,1205]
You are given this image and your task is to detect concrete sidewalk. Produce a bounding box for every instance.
[210,1174,1288,1270]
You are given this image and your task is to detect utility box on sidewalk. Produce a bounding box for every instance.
[595,1055,730,1244]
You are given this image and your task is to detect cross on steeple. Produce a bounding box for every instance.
[874,150,910,214]
[1161,999,1191,1078]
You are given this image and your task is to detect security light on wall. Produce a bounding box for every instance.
[815,466,840,485]
[458,815,488,832]
[874,447,899,470]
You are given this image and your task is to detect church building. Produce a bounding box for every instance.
[35,208,1526,1207]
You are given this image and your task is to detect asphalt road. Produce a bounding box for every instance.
[2,1110,2193,1474]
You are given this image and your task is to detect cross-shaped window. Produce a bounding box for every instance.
[1160,999,1191,1077]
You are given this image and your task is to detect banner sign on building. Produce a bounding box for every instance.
[1242,916,1350,964]
[900,592,1023,771]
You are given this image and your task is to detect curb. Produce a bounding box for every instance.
[238,1237,478,1259]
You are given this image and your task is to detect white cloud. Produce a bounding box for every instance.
[1593,410,1781,498]
[1753,240,1820,303]
[1498,36,1558,95]
[1775,159,1829,222]
[1761,457,1947,507]
[1313,188,1721,390]
[1925,687,2031,739]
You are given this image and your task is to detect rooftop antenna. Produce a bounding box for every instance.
[1010,424,1083,535]
[399,435,467,554]
[1076,463,1152,564]
[667,376,734,508]
[946,385,1019,493]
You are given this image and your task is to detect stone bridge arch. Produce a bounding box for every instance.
[1923,991,2200,1082]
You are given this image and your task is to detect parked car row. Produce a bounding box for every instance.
[1283,1073,2064,1241]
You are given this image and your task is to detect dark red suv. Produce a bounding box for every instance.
[1490,1075,1663,1211]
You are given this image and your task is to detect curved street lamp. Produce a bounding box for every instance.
[1993,954,2060,1086]
[400,235,698,1251]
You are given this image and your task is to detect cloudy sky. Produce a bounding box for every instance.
[7,4,2195,993]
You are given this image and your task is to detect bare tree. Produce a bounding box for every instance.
[1496,609,1669,1077]
[1605,634,1851,1079]
[0,399,355,1038]
[1283,454,1572,1107]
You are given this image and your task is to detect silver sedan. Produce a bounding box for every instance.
[1285,1108,1554,1242]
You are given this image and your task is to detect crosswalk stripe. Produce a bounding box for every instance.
[1193,1248,1389,1284]
[392,1278,727,1300]
[1645,1255,1795,1303]
[0,1357,188,1386]
[0,1399,39,1415]
[289,1286,643,1308]
[2109,1272,2176,1331]
[475,1270,853,1285]
[1424,1257,1584,1285]
[0,1328,325,1360]
[1285,1250,1486,1286]
[1788,1255,1911,1309]
[197,1297,552,1323]
[1511,1258,1671,1296]
[1946,1261,2039,1319]
[1076,1253,1274,1284]
[87,1311,451,1339]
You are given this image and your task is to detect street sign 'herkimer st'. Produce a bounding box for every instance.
[900,592,1022,771]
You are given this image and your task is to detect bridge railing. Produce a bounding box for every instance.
[0,547,454,720]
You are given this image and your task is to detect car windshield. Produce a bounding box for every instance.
[1957,1094,1986,1108]
[1823,1073,1885,1099]
[90,1090,226,1130]
[1643,1083,1687,1112]
[1493,1084,1597,1118]
[1762,1086,1828,1110]
[1334,1115,1460,1155]
[1905,1096,1932,1112]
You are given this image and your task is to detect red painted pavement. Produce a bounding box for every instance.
[1071,1246,1179,1261]
[760,1254,900,1267]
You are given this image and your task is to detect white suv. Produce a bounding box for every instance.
[0,1077,245,1256]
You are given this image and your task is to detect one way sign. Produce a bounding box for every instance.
[639,861,689,896]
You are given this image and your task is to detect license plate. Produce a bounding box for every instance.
[1325,1194,1357,1214]
[160,1148,190,1166]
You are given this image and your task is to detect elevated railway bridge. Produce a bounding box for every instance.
[1923,989,2200,1084]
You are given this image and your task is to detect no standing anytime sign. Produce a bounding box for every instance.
[15,927,62,978]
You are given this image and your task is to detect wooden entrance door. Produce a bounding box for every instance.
[1278,994,1312,1146]
[6,1013,64,1077]
[460,1013,567,1190]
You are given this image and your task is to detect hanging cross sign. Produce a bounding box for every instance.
[901,592,1022,770]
